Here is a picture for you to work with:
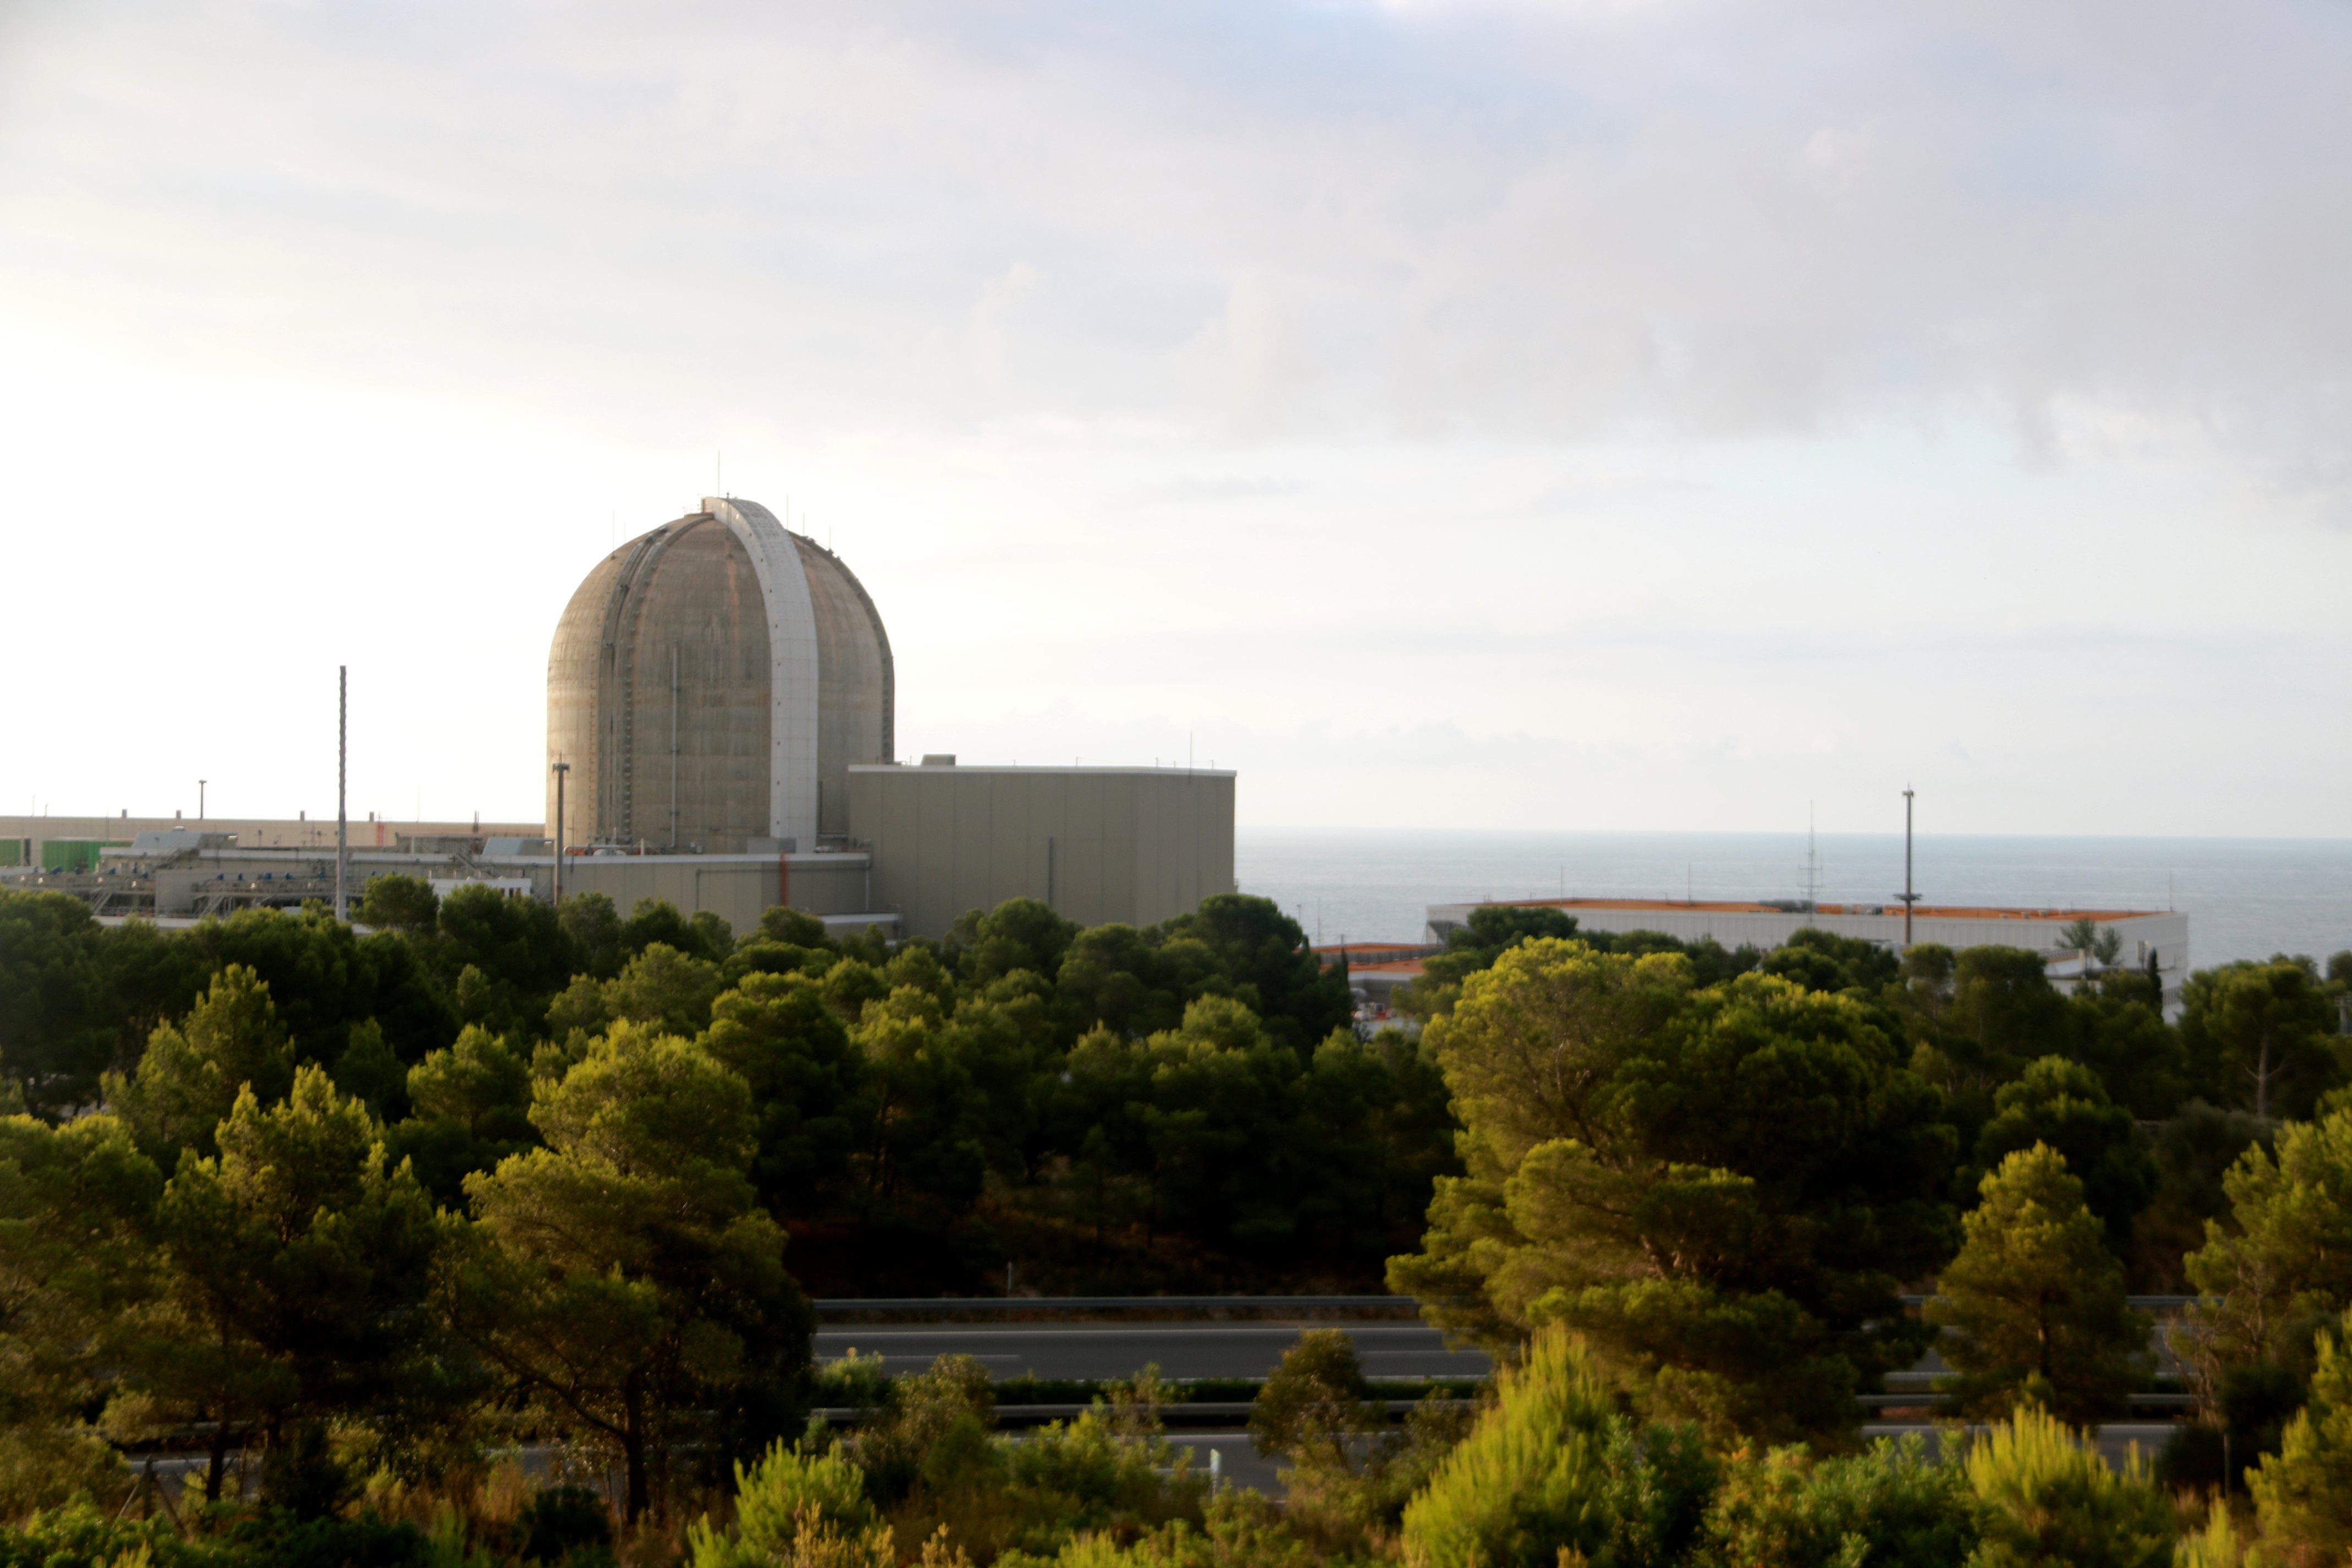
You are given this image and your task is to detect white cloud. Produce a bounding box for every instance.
[0,0,2347,835]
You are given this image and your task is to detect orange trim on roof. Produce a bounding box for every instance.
[1466,897,2164,922]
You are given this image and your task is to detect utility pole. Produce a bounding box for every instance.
[551,761,570,906]
[334,668,349,922]
[1897,787,1920,948]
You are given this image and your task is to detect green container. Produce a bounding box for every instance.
[40,840,125,873]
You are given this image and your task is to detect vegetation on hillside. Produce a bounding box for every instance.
[2,883,2351,1564]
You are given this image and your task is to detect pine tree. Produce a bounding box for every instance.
[2248,1309,2352,1562]
[1928,1143,2148,1422]
[106,1066,449,1507]
[104,963,294,1166]
[455,1021,813,1523]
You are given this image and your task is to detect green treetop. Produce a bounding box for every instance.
[1928,1143,2148,1422]
[105,964,295,1167]
[1390,942,1956,1441]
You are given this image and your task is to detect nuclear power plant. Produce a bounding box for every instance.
[3,496,1238,941]
[546,497,894,854]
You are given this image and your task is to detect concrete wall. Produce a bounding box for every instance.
[546,503,895,854]
[560,852,873,940]
[795,535,894,839]
[847,765,1235,939]
[546,517,775,852]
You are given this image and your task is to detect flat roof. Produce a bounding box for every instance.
[849,765,1234,777]
[1450,897,2166,923]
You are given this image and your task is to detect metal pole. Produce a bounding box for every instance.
[669,644,680,851]
[334,668,348,921]
[198,780,206,820]
[1902,787,1915,947]
[552,762,570,905]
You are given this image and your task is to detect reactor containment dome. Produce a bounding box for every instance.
[547,497,893,854]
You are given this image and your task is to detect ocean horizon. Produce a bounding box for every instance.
[1234,829,2352,971]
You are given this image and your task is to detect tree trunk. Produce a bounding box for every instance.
[621,1377,649,1526]
[204,1419,229,1504]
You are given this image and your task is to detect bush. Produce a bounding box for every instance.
[1697,1437,1976,1568]
[1961,1406,2171,1568]
[691,1441,887,1568]
[515,1487,611,1563]
[998,1492,1313,1568]
[0,1504,431,1568]
[1247,1330,1382,1474]
[2248,1310,2352,1561]
[0,1431,130,1527]
[726,1444,878,1554]
[1400,1325,1713,1568]
[0,1502,195,1568]
[2173,1501,2250,1568]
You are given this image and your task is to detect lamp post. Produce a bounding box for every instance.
[551,761,570,906]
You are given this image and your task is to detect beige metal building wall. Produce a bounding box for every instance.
[845,765,1235,939]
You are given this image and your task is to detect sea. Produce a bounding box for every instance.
[1234,831,2352,971]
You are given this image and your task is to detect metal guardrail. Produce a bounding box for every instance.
[810,1397,1472,1428]
[813,1295,1424,1316]
[1898,1295,2198,1310]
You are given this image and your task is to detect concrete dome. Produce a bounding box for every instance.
[546,497,893,852]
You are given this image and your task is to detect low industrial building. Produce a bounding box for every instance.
[0,813,543,870]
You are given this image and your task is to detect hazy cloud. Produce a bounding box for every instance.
[1,0,2348,835]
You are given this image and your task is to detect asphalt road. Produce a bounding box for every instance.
[813,1320,1492,1383]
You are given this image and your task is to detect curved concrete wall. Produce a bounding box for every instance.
[796,535,895,837]
[546,500,893,853]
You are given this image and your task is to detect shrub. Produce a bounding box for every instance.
[0,1503,195,1568]
[1400,1325,1713,1568]
[1697,1436,1977,1568]
[1961,1406,2171,1568]
[2173,1501,2250,1568]
[515,1487,611,1563]
[998,1492,1313,1568]
[733,1444,876,1549]
[2248,1310,2352,1562]
[1248,1330,1384,1474]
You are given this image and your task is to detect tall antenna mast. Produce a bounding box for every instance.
[1898,787,1920,946]
[334,666,349,921]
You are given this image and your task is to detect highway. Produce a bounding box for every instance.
[812,1320,1492,1384]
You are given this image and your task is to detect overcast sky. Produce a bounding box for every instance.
[3,0,2348,837]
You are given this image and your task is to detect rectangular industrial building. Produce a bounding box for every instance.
[847,763,1235,939]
